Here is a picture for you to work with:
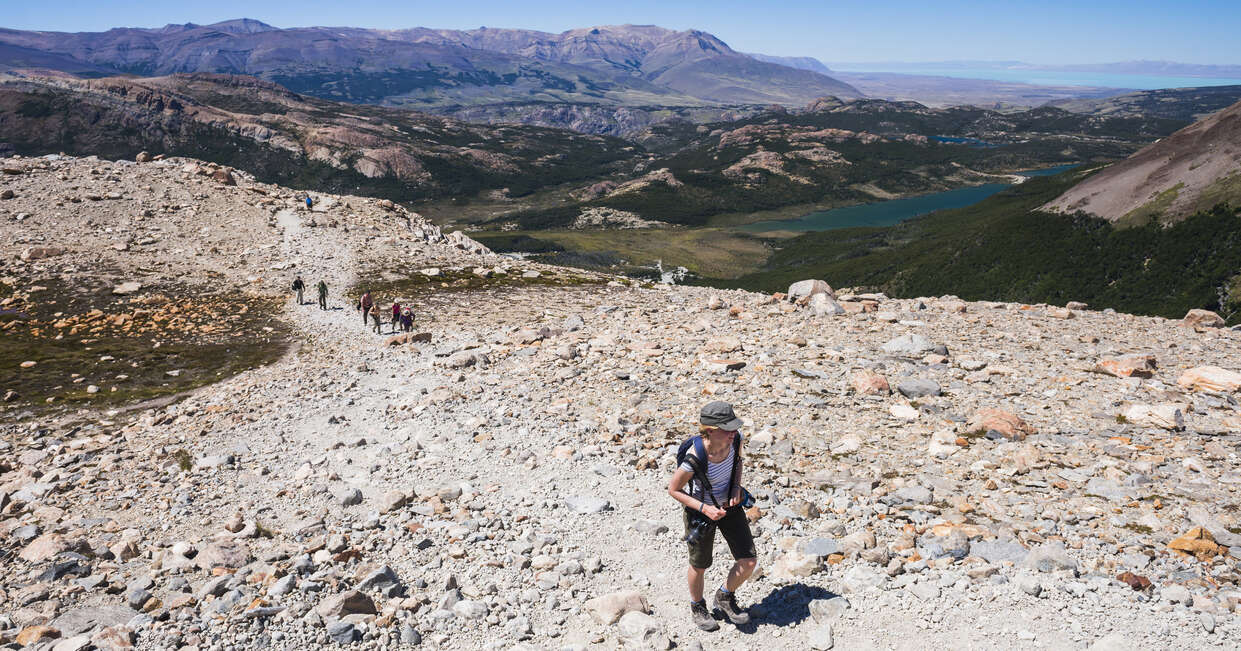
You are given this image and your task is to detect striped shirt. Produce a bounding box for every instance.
[679,446,734,505]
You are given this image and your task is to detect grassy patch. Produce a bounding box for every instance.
[474,227,771,279]
[1,276,290,414]
[1116,183,1182,228]
[1194,172,1241,215]
[171,449,192,472]
[541,228,770,279]
[348,265,606,304]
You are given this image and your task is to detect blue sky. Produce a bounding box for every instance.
[6,0,1239,65]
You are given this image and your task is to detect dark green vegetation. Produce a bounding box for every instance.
[709,168,1241,324]
[493,102,1186,230]
[0,277,290,413]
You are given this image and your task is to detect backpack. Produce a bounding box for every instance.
[676,433,742,507]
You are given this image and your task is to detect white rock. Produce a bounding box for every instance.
[1123,404,1184,430]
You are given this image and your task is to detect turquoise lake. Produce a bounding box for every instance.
[740,164,1078,234]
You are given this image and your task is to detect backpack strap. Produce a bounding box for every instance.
[692,435,706,467]
[727,434,743,502]
[681,436,720,508]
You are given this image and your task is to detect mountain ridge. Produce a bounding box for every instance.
[0,20,862,107]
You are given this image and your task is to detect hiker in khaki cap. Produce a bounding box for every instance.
[666,401,758,631]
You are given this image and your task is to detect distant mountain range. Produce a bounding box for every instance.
[743,53,834,76]
[0,20,861,108]
[825,60,1241,78]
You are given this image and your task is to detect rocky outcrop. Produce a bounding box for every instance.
[0,73,634,202]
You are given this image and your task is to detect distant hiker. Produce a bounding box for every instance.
[316,280,328,310]
[305,195,313,210]
[400,307,413,333]
[291,276,305,305]
[359,292,373,326]
[668,401,757,631]
[369,303,383,333]
[391,301,402,333]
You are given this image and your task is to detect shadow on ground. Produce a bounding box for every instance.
[728,584,840,633]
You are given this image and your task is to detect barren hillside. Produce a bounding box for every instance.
[1042,99,1241,225]
[1,153,1240,650]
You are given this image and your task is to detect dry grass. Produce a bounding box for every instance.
[531,227,772,279]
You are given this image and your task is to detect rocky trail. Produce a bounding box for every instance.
[2,154,1241,650]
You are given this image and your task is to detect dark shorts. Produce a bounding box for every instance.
[683,505,757,569]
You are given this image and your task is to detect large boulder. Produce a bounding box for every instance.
[20,246,66,261]
[617,611,668,649]
[1183,309,1225,328]
[1177,366,1241,393]
[111,282,142,296]
[965,408,1035,441]
[19,533,70,563]
[316,590,377,617]
[1022,542,1078,574]
[50,606,139,637]
[787,279,834,303]
[700,336,742,354]
[210,169,236,186]
[584,589,648,625]
[1168,527,1223,561]
[1123,404,1184,430]
[896,378,941,398]
[808,293,845,316]
[850,369,890,395]
[770,549,823,579]
[1094,354,1156,378]
[880,334,937,357]
[445,231,491,255]
[195,541,250,571]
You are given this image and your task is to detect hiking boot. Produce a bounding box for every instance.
[713,588,751,625]
[691,600,719,631]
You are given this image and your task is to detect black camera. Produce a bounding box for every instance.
[683,511,714,545]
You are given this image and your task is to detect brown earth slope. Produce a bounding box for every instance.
[1042,99,1241,225]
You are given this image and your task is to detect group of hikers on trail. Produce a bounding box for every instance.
[357,290,415,334]
[290,278,415,334]
[291,276,329,310]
